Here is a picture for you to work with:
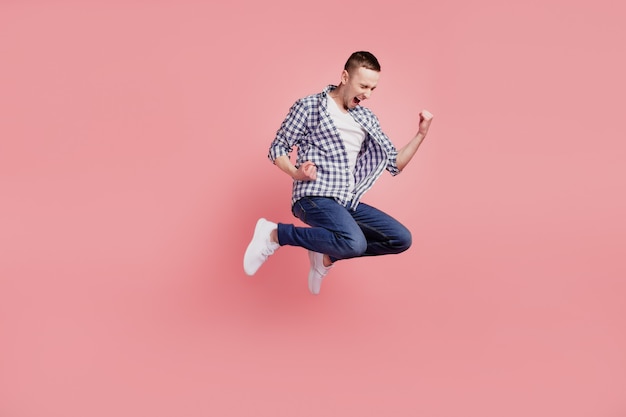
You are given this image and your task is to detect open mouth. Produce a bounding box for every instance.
[353,97,361,105]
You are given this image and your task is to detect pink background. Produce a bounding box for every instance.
[1,1,625,416]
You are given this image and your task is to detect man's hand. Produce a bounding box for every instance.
[418,110,434,136]
[293,161,317,181]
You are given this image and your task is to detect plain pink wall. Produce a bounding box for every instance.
[1,1,625,416]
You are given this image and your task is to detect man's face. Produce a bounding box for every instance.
[340,66,379,110]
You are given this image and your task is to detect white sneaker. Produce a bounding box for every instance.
[308,251,332,295]
[243,218,279,276]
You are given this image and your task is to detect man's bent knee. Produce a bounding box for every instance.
[394,228,412,254]
[335,234,368,259]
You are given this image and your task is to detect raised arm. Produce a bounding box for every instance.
[396,110,434,171]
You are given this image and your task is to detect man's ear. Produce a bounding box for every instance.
[341,69,349,85]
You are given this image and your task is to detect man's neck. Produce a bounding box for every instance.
[329,85,348,113]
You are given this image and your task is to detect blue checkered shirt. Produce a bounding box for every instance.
[268,85,400,210]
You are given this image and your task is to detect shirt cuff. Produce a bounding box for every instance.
[268,145,290,163]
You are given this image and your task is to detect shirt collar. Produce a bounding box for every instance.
[322,85,337,95]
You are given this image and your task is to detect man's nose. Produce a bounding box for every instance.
[363,90,372,99]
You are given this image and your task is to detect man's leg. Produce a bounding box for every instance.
[349,202,412,257]
[243,198,409,294]
[277,197,367,261]
[243,197,366,283]
[277,197,368,294]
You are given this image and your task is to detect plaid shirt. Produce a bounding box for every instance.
[268,85,400,210]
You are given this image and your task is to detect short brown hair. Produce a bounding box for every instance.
[344,51,381,74]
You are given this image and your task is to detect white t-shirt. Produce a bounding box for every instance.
[327,96,366,192]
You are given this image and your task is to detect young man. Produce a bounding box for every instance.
[243,51,433,295]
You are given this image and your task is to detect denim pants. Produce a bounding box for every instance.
[277,197,412,262]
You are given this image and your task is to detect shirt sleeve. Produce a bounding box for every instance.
[268,99,309,163]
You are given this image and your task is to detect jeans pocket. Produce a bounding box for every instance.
[294,197,321,222]
[293,199,307,222]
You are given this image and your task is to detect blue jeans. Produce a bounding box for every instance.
[277,197,412,262]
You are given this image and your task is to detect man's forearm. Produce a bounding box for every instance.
[274,155,298,179]
[396,133,425,171]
